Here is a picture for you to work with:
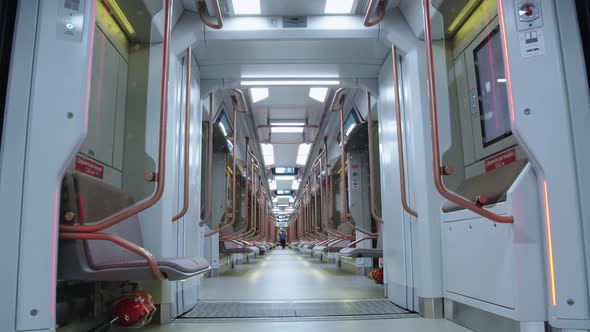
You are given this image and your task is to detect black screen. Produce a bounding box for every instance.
[474,27,512,147]
[0,0,18,148]
[577,0,590,94]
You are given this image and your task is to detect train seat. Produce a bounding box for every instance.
[442,159,527,213]
[339,229,383,259]
[313,224,353,255]
[58,172,210,281]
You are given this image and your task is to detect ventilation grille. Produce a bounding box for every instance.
[283,16,308,28]
[355,0,371,15]
[64,0,81,11]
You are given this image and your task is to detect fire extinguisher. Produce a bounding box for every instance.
[87,291,157,332]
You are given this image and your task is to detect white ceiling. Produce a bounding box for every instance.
[185,0,395,208]
[181,0,401,16]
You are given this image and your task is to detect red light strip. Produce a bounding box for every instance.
[497,0,516,123]
[543,180,557,306]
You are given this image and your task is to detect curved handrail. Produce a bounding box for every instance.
[330,92,380,237]
[345,235,378,248]
[232,88,249,113]
[364,0,386,27]
[60,0,173,233]
[421,0,513,224]
[199,92,215,226]
[391,47,418,218]
[59,232,166,280]
[366,92,384,224]
[198,0,223,30]
[173,47,193,222]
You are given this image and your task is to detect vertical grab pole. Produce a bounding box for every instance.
[173,47,192,222]
[200,93,215,225]
[366,91,385,223]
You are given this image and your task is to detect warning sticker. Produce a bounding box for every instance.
[75,155,104,179]
[519,29,545,58]
[485,148,517,172]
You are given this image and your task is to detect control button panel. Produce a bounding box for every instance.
[57,0,86,41]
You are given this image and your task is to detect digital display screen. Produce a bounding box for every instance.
[474,27,512,147]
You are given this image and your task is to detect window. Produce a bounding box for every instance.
[215,110,233,138]
[339,108,361,146]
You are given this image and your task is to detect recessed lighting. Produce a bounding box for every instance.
[325,0,354,14]
[296,143,311,166]
[309,87,328,103]
[270,122,305,126]
[242,74,340,79]
[275,175,296,181]
[271,127,304,133]
[241,80,340,86]
[232,0,261,15]
[250,88,269,103]
[261,143,275,166]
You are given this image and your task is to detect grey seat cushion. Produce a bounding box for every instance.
[442,159,527,213]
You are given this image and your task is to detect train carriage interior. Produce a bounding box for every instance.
[0,0,589,331]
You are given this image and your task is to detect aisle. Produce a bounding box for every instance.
[199,249,384,301]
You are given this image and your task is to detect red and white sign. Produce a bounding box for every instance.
[485,148,517,172]
[75,155,104,179]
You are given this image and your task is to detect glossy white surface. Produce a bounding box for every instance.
[200,249,384,301]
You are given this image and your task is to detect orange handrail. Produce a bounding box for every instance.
[330,91,379,236]
[364,0,386,27]
[366,91,384,223]
[205,89,251,237]
[173,47,193,222]
[60,0,173,233]
[199,92,215,226]
[198,0,223,30]
[59,232,165,280]
[421,0,513,224]
[391,46,418,218]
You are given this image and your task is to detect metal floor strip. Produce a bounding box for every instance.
[181,299,411,319]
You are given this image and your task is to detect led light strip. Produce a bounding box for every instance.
[543,180,557,307]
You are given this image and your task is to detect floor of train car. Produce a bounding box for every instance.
[118,249,471,331]
[198,249,384,301]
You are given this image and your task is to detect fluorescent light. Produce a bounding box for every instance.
[296,143,311,166]
[497,78,507,83]
[250,88,269,103]
[242,80,340,86]
[345,123,357,136]
[309,87,328,103]
[325,0,354,14]
[106,0,137,37]
[291,180,299,190]
[218,122,228,137]
[232,0,261,15]
[269,180,277,190]
[261,143,275,166]
[289,196,295,203]
[270,122,305,126]
[271,127,304,133]
[272,197,278,202]
[242,74,339,79]
[275,175,295,181]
